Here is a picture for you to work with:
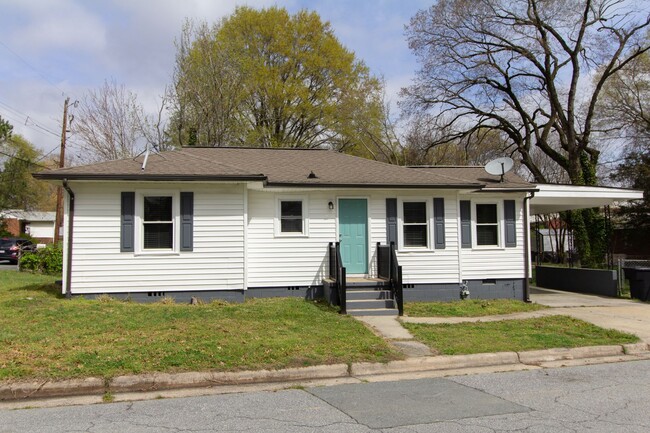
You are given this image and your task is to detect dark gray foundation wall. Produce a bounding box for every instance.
[73,280,523,303]
[403,279,525,302]
[73,286,324,303]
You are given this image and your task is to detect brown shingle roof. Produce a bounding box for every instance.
[408,166,534,190]
[34,147,534,190]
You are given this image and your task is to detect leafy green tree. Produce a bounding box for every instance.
[402,0,650,266]
[0,121,50,211]
[170,7,387,152]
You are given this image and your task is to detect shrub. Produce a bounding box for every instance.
[19,243,63,276]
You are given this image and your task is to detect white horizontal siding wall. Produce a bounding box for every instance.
[67,182,245,294]
[459,193,526,280]
[391,191,460,285]
[247,190,337,287]
[246,189,461,287]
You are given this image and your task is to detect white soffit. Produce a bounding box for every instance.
[530,184,644,215]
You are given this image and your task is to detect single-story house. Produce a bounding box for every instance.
[33,147,643,315]
[0,209,56,245]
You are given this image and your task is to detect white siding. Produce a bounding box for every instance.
[247,190,337,286]
[459,194,527,280]
[26,221,54,239]
[392,192,461,284]
[67,182,245,294]
[246,190,463,287]
[64,183,528,294]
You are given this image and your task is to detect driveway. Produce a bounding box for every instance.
[531,286,650,343]
[0,260,17,271]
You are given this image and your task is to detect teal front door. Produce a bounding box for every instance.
[338,199,368,274]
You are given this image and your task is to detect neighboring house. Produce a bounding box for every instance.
[0,209,56,244]
[33,147,643,313]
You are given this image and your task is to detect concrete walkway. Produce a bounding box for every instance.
[354,316,433,357]
[356,287,650,353]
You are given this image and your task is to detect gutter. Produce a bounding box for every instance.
[33,173,267,182]
[62,179,75,299]
[523,191,535,302]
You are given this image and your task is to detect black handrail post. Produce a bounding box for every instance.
[396,265,403,316]
[340,267,347,314]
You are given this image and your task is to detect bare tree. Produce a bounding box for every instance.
[72,80,146,162]
[402,0,649,265]
[402,0,650,185]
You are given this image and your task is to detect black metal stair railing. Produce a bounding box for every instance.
[328,242,347,314]
[376,242,403,316]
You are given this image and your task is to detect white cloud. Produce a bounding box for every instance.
[4,0,107,54]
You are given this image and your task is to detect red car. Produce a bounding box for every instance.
[0,238,37,265]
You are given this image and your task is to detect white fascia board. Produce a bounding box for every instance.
[530,184,644,215]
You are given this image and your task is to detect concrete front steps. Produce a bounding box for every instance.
[345,279,398,316]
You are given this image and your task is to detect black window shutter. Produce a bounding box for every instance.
[386,198,397,245]
[180,192,194,251]
[504,200,516,247]
[121,192,135,252]
[460,200,472,248]
[433,198,446,249]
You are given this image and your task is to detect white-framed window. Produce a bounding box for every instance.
[475,203,499,246]
[135,191,179,253]
[275,197,308,236]
[143,196,174,249]
[400,200,430,249]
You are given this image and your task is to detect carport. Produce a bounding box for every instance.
[524,184,644,300]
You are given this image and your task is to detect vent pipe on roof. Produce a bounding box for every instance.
[141,141,150,171]
[308,171,318,179]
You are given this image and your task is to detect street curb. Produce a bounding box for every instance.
[108,364,350,393]
[350,352,519,376]
[1,344,648,401]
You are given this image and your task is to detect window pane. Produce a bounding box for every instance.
[476,204,497,224]
[477,226,498,245]
[281,218,302,233]
[404,225,427,247]
[281,201,302,217]
[403,202,426,223]
[144,196,172,221]
[144,223,173,249]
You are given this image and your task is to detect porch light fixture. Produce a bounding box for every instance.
[328,201,334,210]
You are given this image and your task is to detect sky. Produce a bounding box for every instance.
[0,0,432,157]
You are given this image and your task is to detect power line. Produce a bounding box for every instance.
[0,101,59,137]
[0,109,60,139]
[0,39,71,98]
[0,149,51,170]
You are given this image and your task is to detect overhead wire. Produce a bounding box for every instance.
[0,99,60,137]
[0,40,71,98]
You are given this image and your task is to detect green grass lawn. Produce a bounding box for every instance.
[403,316,639,355]
[404,299,547,317]
[0,271,401,381]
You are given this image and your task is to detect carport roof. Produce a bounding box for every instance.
[530,184,644,214]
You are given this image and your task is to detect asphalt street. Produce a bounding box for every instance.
[2,360,649,432]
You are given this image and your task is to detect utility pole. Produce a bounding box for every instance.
[54,97,70,244]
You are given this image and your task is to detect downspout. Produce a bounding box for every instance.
[523,191,535,302]
[62,179,75,299]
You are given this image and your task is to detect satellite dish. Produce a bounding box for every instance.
[484,157,514,182]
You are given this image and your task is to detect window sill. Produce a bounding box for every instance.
[274,233,309,238]
[469,246,505,251]
[398,247,434,253]
[133,251,181,257]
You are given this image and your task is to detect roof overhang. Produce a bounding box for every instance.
[530,184,644,215]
